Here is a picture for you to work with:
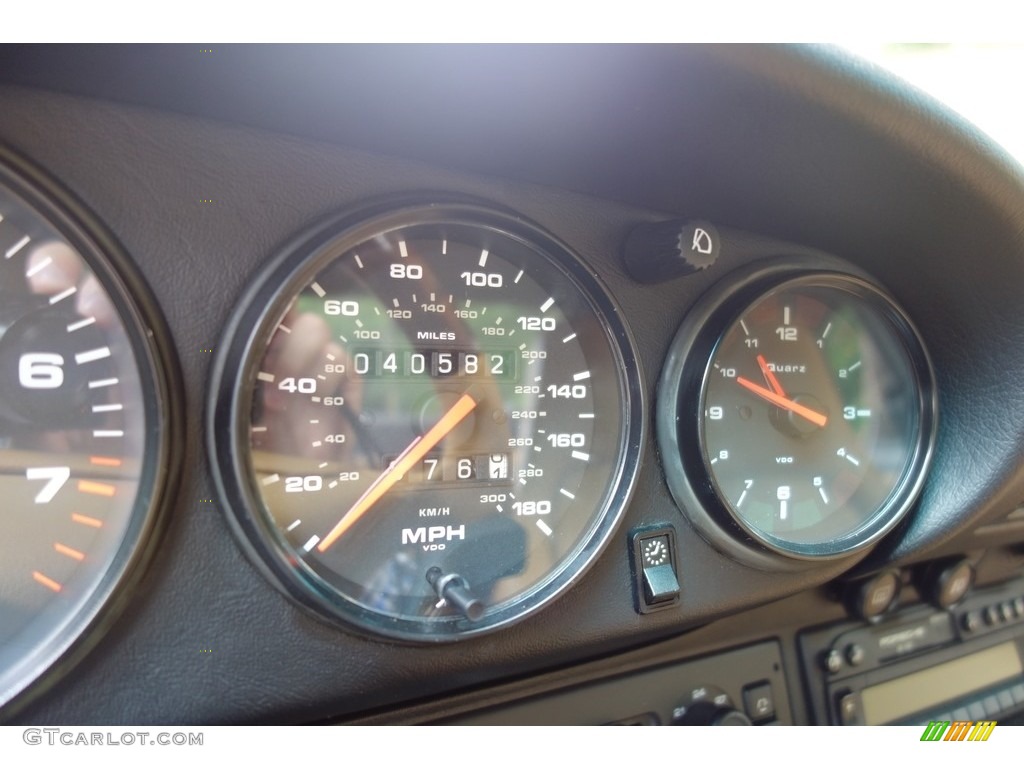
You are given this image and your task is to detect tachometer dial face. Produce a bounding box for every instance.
[659,266,936,566]
[210,202,643,641]
[0,147,177,713]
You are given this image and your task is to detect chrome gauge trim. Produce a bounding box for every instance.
[0,143,182,717]
[657,257,937,571]
[208,198,645,642]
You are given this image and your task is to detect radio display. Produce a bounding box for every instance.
[861,641,1023,725]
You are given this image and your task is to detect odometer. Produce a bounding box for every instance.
[209,202,643,640]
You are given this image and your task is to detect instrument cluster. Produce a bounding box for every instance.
[0,137,939,712]
[5,44,1021,724]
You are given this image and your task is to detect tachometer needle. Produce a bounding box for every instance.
[735,376,828,427]
[756,354,786,396]
[317,392,478,551]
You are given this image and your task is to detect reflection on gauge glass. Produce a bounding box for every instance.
[658,266,936,567]
[210,202,643,641]
[0,147,175,713]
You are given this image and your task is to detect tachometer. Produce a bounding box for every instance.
[209,201,643,640]
[658,262,936,568]
[0,144,179,714]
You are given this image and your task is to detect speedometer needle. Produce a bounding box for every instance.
[735,376,828,428]
[317,392,478,552]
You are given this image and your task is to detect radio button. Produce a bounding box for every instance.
[1013,596,1024,617]
[823,649,844,674]
[836,692,860,725]
[845,644,865,667]
[1010,683,1024,705]
[999,602,1015,622]
[982,695,1001,717]
[997,690,1015,711]
[961,611,981,633]
[983,605,1001,626]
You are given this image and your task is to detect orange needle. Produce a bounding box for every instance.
[757,354,786,396]
[735,376,829,427]
[317,392,478,551]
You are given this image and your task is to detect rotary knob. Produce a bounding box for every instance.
[671,684,752,726]
[673,701,752,726]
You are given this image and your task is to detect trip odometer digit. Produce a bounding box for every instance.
[209,202,643,641]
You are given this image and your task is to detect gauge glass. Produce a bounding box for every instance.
[699,274,934,558]
[0,151,173,711]
[211,204,643,640]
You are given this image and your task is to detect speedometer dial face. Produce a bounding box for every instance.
[0,146,177,713]
[210,203,643,641]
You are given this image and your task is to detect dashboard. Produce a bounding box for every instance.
[1,44,1024,726]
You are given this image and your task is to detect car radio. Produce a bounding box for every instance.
[800,577,1024,725]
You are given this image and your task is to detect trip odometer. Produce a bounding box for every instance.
[209,202,643,641]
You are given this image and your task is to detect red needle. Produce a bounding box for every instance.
[317,392,478,551]
[735,376,829,428]
[757,354,786,396]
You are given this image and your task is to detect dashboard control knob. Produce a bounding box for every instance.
[845,643,865,666]
[673,701,752,726]
[919,558,974,609]
[846,570,901,622]
[822,648,844,674]
[622,219,719,283]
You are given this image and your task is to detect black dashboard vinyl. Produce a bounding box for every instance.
[0,44,1022,725]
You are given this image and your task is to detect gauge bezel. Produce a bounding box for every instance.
[657,257,938,571]
[0,143,182,717]
[207,198,645,642]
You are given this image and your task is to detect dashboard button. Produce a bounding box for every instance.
[836,692,860,725]
[982,695,1001,718]
[742,682,776,722]
[631,528,681,613]
[961,611,981,633]
[1010,684,1024,706]
[997,689,1015,712]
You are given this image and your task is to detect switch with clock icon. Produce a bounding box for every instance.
[630,527,681,613]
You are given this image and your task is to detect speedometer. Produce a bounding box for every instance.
[209,201,643,641]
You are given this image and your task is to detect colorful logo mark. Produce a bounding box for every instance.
[920,720,996,742]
